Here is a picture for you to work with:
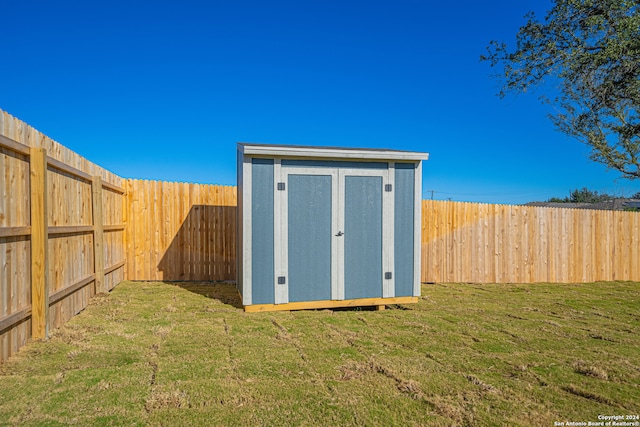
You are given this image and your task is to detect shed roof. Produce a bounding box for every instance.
[238,143,429,161]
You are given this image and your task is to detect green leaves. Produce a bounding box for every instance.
[483,0,640,179]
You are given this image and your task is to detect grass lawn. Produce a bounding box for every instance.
[0,281,638,426]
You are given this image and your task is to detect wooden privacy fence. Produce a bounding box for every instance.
[422,200,640,283]
[124,179,237,281]
[0,110,125,363]
[124,181,640,286]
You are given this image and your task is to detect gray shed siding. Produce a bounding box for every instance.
[251,159,275,304]
[236,150,244,299]
[394,163,415,297]
[282,159,388,169]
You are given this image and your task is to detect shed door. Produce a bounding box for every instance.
[278,164,392,304]
[287,173,334,302]
[343,174,383,299]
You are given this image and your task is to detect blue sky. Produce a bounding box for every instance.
[2,0,639,204]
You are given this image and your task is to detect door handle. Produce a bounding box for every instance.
[335,231,344,237]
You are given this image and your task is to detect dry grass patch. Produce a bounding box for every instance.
[146,387,191,411]
[561,384,615,406]
[572,360,609,380]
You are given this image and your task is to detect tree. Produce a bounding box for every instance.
[547,187,613,202]
[482,0,640,179]
[568,187,613,202]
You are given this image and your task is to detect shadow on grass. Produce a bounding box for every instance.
[332,305,415,312]
[164,281,417,312]
[169,281,244,310]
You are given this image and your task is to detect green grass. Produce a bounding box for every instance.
[1,281,639,426]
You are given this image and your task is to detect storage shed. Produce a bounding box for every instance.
[236,143,429,312]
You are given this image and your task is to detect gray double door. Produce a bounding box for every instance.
[275,164,393,304]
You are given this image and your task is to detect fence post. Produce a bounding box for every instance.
[92,176,105,293]
[30,147,49,340]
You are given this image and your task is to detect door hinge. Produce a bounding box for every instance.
[385,184,392,192]
[277,182,286,191]
[385,272,392,280]
[277,276,286,284]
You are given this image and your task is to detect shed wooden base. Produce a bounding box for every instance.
[243,296,418,313]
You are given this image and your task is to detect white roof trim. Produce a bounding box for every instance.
[238,143,429,161]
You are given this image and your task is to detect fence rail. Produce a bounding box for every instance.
[0,109,125,363]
